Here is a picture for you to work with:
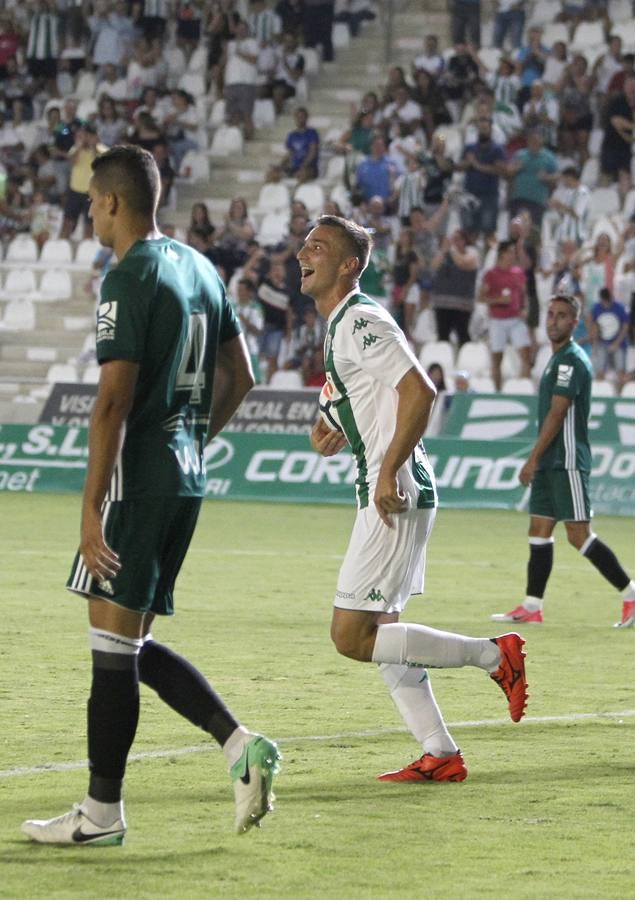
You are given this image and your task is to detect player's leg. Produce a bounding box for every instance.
[492,470,556,623]
[564,514,635,628]
[331,507,528,723]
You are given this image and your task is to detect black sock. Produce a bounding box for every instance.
[138,640,239,746]
[526,541,553,599]
[582,538,631,592]
[87,656,140,803]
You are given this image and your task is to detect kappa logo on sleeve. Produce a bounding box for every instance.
[556,364,573,387]
[96,301,118,342]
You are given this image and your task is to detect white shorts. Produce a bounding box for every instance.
[334,506,436,614]
[488,317,530,354]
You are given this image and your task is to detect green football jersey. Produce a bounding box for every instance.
[537,339,592,472]
[96,237,240,498]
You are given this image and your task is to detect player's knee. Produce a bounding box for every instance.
[330,624,365,661]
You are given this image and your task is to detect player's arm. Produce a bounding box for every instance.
[206,333,255,442]
[375,365,436,526]
[80,359,139,581]
[519,394,571,486]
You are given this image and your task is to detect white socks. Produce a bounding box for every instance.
[523,595,543,612]
[371,622,501,673]
[222,725,251,768]
[379,664,458,757]
[82,795,124,828]
[622,581,635,601]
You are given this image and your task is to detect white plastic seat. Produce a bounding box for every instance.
[46,362,79,384]
[293,182,325,217]
[502,376,535,395]
[418,340,456,375]
[75,70,97,99]
[75,238,101,267]
[82,364,101,384]
[256,182,291,215]
[253,98,276,129]
[179,151,210,181]
[77,98,99,120]
[589,186,620,220]
[0,268,38,298]
[532,344,553,380]
[501,346,522,380]
[179,72,206,97]
[187,45,207,74]
[332,22,351,48]
[6,235,38,263]
[608,0,632,23]
[456,340,491,377]
[542,22,570,46]
[527,0,563,25]
[40,238,73,265]
[591,380,616,397]
[269,369,304,389]
[300,46,320,75]
[256,212,289,246]
[588,129,604,158]
[620,381,635,397]
[209,125,244,157]
[0,296,35,330]
[325,155,346,182]
[580,157,599,190]
[209,98,226,128]
[571,21,605,51]
[470,375,496,393]
[39,269,72,301]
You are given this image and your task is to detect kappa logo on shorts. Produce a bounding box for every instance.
[557,364,573,387]
[365,587,385,603]
[99,579,114,596]
[97,301,118,342]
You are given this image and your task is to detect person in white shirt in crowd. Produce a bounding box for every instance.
[223,19,260,139]
[269,30,305,116]
[522,79,559,151]
[546,166,590,249]
[412,34,445,79]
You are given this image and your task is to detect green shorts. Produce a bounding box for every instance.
[529,469,592,522]
[67,495,202,615]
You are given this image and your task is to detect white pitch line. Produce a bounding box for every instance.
[2,709,634,780]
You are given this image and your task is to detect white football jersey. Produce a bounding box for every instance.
[324,290,437,510]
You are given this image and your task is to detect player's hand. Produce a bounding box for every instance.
[374,469,409,527]
[519,458,536,486]
[80,507,121,583]
[310,419,347,456]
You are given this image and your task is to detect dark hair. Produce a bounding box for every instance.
[562,165,580,179]
[550,292,581,319]
[315,214,373,275]
[91,144,161,218]
[497,239,514,256]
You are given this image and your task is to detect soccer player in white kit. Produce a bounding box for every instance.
[299,216,529,781]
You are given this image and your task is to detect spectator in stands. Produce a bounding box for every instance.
[88,0,126,73]
[354,134,394,203]
[429,228,480,347]
[547,166,590,248]
[285,304,325,377]
[334,108,375,156]
[128,110,164,154]
[96,96,127,148]
[515,25,548,108]
[600,75,635,183]
[187,201,215,244]
[257,257,293,376]
[509,210,540,350]
[457,111,505,239]
[232,276,265,382]
[592,34,623,114]
[222,19,259,140]
[541,40,568,93]
[281,106,319,181]
[391,226,422,336]
[493,0,526,51]
[507,127,559,226]
[26,0,59,93]
[380,65,409,106]
[606,53,635,96]
[0,15,20,80]
[302,0,335,63]
[590,287,630,383]
[275,0,303,38]
[151,140,175,209]
[31,143,63,203]
[381,85,424,141]
[419,133,454,211]
[269,30,305,116]
[557,55,593,166]
[479,239,532,390]
[451,0,481,47]
[96,63,129,103]
[217,196,256,276]
[126,36,163,100]
[61,122,108,239]
[176,0,204,56]
[164,89,199,171]
[396,154,426,223]
[488,55,521,110]
[409,199,449,301]
[411,70,452,141]
[28,188,51,251]
[522,79,559,150]
[440,42,482,105]
[580,232,620,315]
[412,34,445,79]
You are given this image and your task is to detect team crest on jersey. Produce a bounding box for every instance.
[557,364,573,387]
[96,301,117,342]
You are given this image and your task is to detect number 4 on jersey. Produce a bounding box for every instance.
[176,313,207,404]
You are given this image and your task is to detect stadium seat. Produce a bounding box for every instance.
[256,182,291,215]
[588,128,604,158]
[6,235,38,263]
[580,157,599,190]
[591,380,616,397]
[40,238,73,265]
[209,125,244,157]
[608,0,632,22]
[187,45,207,74]
[620,381,635,397]
[75,70,97,99]
[179,150,210,180]
[46,362,79,384]
[166,45,187,87]
[294,182,325,217]
[532,344,553,380]
[501,346,522,380]
[470,375,496,393]
[588,186,620,220]
[478,47,501,71]
[0,296,36,330]
[333,22,351,48]
[269,369,304,389]
[612,20,635,46]
[39,269,72,301]
[502,377,535,395]
[179,72,206,97]
[300,46,320,75]
[209,98,226,128]
[75,238,101,267]
[456,341,491,377]
[82,364,101,384]
[77,98,98,120]
[571,21,606,52]
[0,268,38,299]
[256,212,289,247]
[325,155,346,182]
[253,98,276,129]
[418,340,456,376]
[542,22,570,46]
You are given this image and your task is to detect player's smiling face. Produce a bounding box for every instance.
[297,225,348,302]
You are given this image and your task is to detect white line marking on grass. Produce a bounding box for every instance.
[2,709,634,779]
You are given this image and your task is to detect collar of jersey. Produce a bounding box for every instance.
[327,288,362,327]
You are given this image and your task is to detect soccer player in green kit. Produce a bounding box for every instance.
[492,293,635,627]
[22,146,280,846]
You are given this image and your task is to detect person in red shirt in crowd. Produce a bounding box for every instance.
[0,15,19,79]
[479,239,532,390]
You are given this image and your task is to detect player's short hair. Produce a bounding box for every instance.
[550,292,581,320]
[315,214,373,275]
[91,144,161,218]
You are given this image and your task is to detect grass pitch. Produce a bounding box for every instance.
[1,495,634,899]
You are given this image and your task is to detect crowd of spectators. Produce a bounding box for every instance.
[1,0,635,394]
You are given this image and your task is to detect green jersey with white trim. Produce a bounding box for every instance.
[324,290,437,510]
[96,237,240,498]
[537,339,592,472]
